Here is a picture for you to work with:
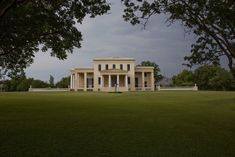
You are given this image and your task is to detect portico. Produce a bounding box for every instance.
[98,70,129,91]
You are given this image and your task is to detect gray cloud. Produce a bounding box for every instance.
[26,0,195,82]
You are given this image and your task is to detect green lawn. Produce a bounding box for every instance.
[0,91,235,157]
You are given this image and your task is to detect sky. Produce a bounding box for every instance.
[25,0,196,82]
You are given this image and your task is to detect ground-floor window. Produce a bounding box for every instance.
[135,77,138,87]
[98,77,101,85]
[144,81,147,87]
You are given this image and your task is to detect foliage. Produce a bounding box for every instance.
[0,75,70,91]
[172,65,235,90]
[172,70,193,86]
[0,0,110,77]
[194,65,234,91]
[139,60,163,82]
[56,76,70,88]
[2,77,49,91]
[122,0,235,78]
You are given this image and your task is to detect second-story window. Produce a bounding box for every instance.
[127,64,130,71]
[105,64,108,70]
[120,64,123,70]
[98,64,101,71]
[113,64,116,69]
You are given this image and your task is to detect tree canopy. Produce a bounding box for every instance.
[172,69,193,86]
[194,65,235,90]
[122,0,235,78]
[139,60,163,82]
[56,76,70,88]
[0,0,110,78]
[172,65,235,90]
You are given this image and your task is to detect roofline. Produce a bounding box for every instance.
[70,68,94,72]
[93,57,135,61]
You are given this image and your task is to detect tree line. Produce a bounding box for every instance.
[0,64,234,91]
[0,76,70,92]
[172,65,235,91]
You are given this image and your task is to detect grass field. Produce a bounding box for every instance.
[0,91,235,157]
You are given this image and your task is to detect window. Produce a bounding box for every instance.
[105,64,108,70]
[98,77,101,85]
[120,64,123,70]
[145,81,147,87]
[113,64,116,69]
[135,77,138,87]
[128,77,130,84]
[127,64,130,71]
[98,64,101,71]
[144,72,147,77]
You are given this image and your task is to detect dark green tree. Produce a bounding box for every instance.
[3,77,49,91]
[31,79,49,88]
[139,60,163,83]
[194,65,234,90]
[122,0,235,78]
[16,77,33,91]
[172,69,194,86]
[0,0,110,77]
[56,76,70,88]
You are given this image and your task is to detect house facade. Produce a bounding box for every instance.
[70,58,155,92]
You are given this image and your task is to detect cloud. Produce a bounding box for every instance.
[26,0,195,81]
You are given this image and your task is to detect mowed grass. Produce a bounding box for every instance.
[0,91,235,157]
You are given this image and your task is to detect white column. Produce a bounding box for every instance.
[125,74,128,89]
[117,74,119,88]
[151,71,154,91]
[70,74,73,89]
[108,75,111,88]
[84,72,87,91]
[142,72,145,91]
[74,72,78,91]
[72,74,74,89]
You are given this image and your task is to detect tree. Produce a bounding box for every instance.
[122,0,235,78]
[49,75,54,88]
[0,0,110,77]
[0,0,27,18]
[139,60,163,83]
[2,77,49,91]
[16,77,33,91]
[172,69,193,86]
[194,65,234,90]
[56,76,70,88]
[31,79,49,88]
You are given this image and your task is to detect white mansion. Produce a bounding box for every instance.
[70,58,155,92]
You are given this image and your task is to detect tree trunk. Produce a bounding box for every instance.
[227,56,235,79]
[0,0,15,17]
[0,0,27,18]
